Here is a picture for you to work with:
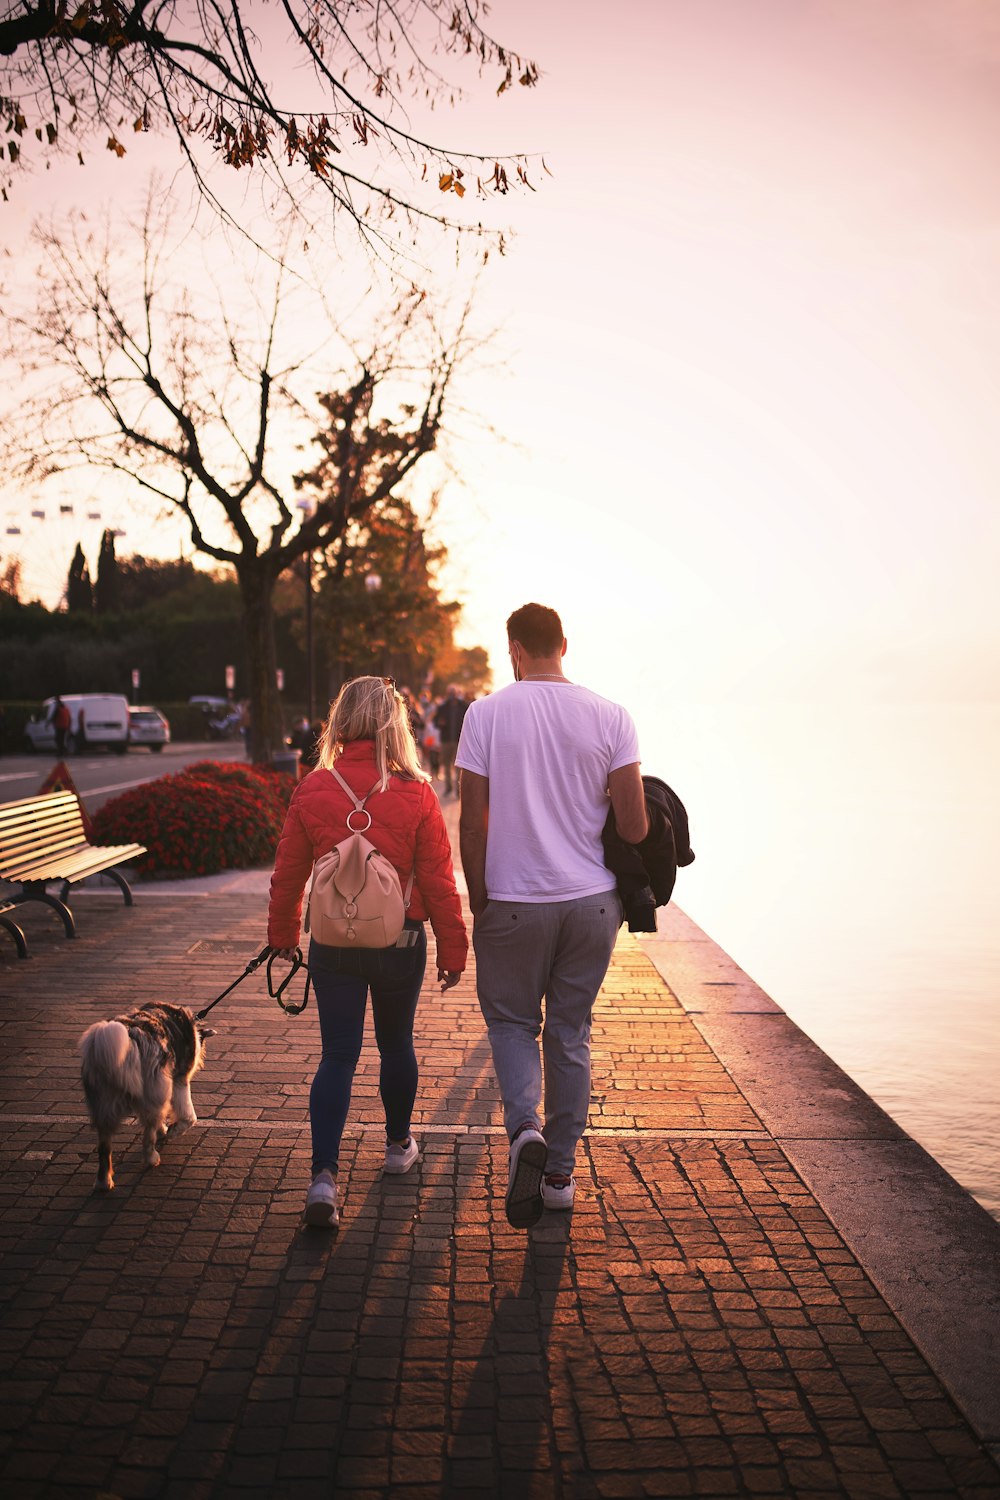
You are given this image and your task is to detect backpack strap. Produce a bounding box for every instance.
[327,763,379,808]
[328,765,381,831]
[327,764,415,904]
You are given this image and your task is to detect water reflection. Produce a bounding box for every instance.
[637,700,1000,1220]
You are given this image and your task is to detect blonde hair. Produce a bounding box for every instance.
[318,676,427,789]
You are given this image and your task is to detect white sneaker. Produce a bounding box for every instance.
[506,1127,547,1228]
[542,1173,577,1210]
[384,1136,420,1174]
[304,1170,339,1227]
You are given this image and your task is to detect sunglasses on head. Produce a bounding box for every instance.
[347,674,395,688]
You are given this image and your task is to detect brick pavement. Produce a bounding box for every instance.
[1,813,999,1497]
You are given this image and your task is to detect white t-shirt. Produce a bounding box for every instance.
[455,680,641,901]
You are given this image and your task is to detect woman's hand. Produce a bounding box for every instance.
[438,969,462,992]
[270,947,298,962]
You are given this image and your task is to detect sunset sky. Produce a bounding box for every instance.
[5,0,1000,713]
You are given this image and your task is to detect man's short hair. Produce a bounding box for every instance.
[506,603,564,656]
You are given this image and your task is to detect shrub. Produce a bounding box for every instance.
[93,764,291,876]
[179,759,296,814]
[0,701,42,746]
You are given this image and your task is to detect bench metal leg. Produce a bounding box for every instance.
[104,868,135,907]
[0,914,28,959]
[10,890,76,939]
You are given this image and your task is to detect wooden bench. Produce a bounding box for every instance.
[0,791,146,949]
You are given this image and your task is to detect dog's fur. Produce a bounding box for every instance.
[78,1003,215,1191]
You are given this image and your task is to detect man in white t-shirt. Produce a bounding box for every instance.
[456,603,648,1228]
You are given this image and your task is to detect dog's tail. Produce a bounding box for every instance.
[78,1021,143,1126]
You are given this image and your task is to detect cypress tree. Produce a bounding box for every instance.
[66,542,93,613]
[95,529,120,614]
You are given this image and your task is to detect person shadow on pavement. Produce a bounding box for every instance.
[447,1193,574,1491]
[163,1031,551,1496]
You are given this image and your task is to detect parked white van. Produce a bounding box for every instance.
[23,694,131,755]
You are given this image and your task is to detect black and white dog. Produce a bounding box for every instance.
[78,1003,215,1192]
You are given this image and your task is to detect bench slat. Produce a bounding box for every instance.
[0,797,82,822]
[10,847,99,879]
[37,851,145,883]
[0,809,85,841]
[2,812,87,840]
[0,805,81,834]
[0,789,81,813]
[0,812,83,839]
[2,839,92,878]
[7,845,145,882]
[3,840,91,877]
[0,826,89,868]
[0,790,80,818]
[0,816,83,840]
[30,842,144,871]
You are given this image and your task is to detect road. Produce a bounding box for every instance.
[0,742,250,814]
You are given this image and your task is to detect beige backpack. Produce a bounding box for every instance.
[304,767,414,948]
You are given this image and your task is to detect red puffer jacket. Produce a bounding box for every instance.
[267,740,468,972]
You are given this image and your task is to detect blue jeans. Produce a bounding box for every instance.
[307,924,426,1176]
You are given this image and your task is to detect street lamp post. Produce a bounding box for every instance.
[296,501,316,723]
[365,572,383,675]
[304,547,314,723]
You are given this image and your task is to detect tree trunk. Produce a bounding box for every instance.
[238,561,285,763]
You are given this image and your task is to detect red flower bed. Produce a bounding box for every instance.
[93,761,295,876]
[179,760,296,813]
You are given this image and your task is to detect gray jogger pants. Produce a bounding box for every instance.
[472,891,621,1175]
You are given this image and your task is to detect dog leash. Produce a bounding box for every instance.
[196,946,311,1021]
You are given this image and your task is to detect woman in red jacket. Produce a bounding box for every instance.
[268,676,468,1228]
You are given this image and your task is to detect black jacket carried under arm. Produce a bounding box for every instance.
[602,776,695,932]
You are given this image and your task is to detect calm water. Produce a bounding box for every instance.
[637,700,1000,1222]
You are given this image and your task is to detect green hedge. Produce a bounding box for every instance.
[0,702,39,747]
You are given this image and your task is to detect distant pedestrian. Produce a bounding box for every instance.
[289,717,311,752]
[300,719,324,772]
[51,696,72,758]
[434,685,468,796]
[400,687,424,744]
[422,717,441,779]
[267,676,468,1229]
[456,603,648,1227]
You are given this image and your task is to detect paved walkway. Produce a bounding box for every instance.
[1,804,999,1498]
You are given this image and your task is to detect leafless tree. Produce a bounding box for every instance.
[5,206,483,758]
[0,0,540,250]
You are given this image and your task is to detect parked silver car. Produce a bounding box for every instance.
[128,706,171,751]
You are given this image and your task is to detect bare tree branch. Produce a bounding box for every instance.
[0,0,540,253]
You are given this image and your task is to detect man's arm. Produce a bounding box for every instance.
[608,762,649,845]
[458,769,490,916]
